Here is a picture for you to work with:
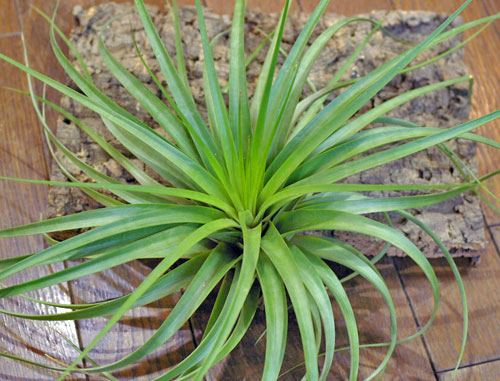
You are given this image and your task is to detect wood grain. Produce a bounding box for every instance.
[198,261,434,380]
[0,35,82,380]
[289,260,435,380]
[3,1,198,379]
[490,225,500,259]
[394,235,500,373]
[462,0,500,226]
[0,1,20,35]
[390,0,500,373]
[68,260,195,379]
[206,0,300,14]
[439,359,500,380]
[1,0,499,379]
[300,0,392,15]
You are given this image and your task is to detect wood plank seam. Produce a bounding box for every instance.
[64,264,91,375]
[182,282,199,348]
[481,0,500,34]
[394,224,500,374]
[391,257,439,378]
[15,0,53,181]
[436,356,500,375]
[487,225,500,258]
[0,32,21,39]
[13,0,22,36]
[14,0,51,182]
[187,317,199,347]
[2,1,496,378]
[15,0,88,373]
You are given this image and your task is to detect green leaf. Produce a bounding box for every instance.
[1,225,173,274]
[256,253,288,380]
[264,0,332,157]
[58,219,237,379]
[134,0,224,173]
[169,0,191,91]
[0,176,237,218]
[44,4,202,189]
[178,284,260,380]
[247,0,292,211]
[315,76,470,154]
[290,245,336,381]
[0,225,206,298]
[194,0,244,211]
[298,186,473,215]
[25,8,194,191]
[0,204,162,238]
[155,266,243,380]
[98,29,199,161]
[0,206,224,281]
[261,223,319,380]
[299,109,500,186]
[295,236,398,380]
[84,244,236,375]
[1,52,230,200]
[0,253,208,321]
[290,18,382,137]
[193,212,261,379]
[275,16,381,155]
[277,209,440,346]
[257,181,480,222]
[291,125,500,182]
[202,271,235,342]
[228,0,251,152]
[296,245,360,381]
[260,1,472,202]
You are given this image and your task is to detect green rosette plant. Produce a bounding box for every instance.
[1,0,500,379]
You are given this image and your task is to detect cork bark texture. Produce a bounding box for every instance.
[46,2,487,258]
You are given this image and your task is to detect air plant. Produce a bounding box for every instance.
[0,0,499,379]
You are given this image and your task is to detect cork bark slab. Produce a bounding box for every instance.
[46,2,487,259]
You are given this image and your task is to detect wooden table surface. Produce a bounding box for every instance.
[0,0,499,380]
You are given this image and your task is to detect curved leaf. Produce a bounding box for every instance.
[261,223,319,380]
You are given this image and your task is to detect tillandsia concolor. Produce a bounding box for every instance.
[0,0,500,379]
